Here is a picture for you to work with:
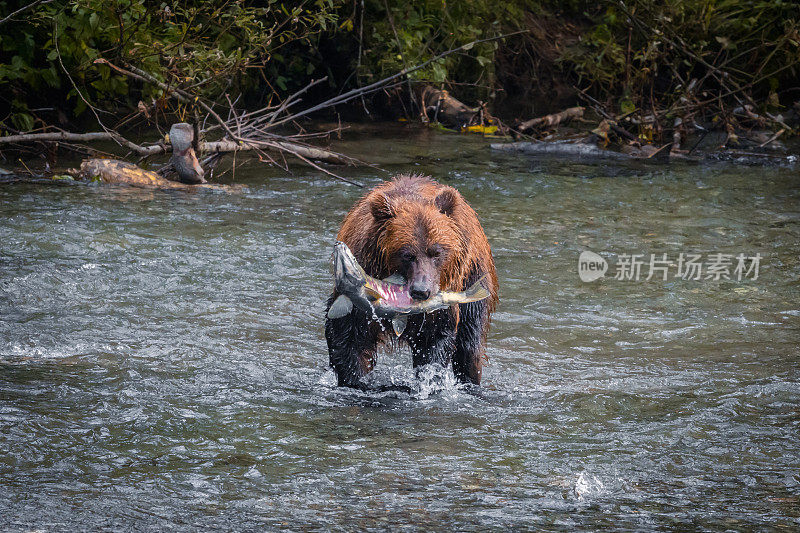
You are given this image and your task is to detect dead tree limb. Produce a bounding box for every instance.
[758,128,785,148]
[518,107,585,133]
[0,129,352,165]
[0,131,162,155]
[202,139,353,164]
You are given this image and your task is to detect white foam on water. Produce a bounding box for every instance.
[411,363,460,400]
[317,369,338,387]
[573,471,607,500]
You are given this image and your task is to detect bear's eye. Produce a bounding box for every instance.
[400,250,416,263]
[427,245,443,258]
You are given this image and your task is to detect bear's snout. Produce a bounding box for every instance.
[409,284,431,301]
[408,257,439,301]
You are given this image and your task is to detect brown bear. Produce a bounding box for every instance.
[325,174,498,388]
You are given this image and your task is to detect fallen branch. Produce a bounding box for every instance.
[0,131,162,156]
[758,128,785,148]
[202,139,353,164]
[491,140,633,160]
[0,129,353,165]
[517,107,584,133]
[645,142,673,159]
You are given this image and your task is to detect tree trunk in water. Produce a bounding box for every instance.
[169,123,206,184]
[79,159,190,189]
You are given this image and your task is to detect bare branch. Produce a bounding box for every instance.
[94,59,241,142]
[0,130,354,165]
[518,107,585,133]
[0,0,53,27]
[0,131,162,155]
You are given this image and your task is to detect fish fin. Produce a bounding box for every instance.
[391,315,408,337]
[383,273,406,285]
[327,295,353,319]
[461,275,491,303]
[363,286,382,301]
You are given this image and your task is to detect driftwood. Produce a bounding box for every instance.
[756,129,785,148]
[491,141,634,160]
[77,159,241,191]
[0,129,349,164]
[79,159,189,189]
[200,139,351,163]
[0,131,163,156]
[517,107,585,133]
[492,139,799,165]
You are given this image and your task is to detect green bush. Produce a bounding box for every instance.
[559,0,800,114]
[0,0,340,131]
[1,0,796,132]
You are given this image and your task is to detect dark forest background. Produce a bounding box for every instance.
[1,0,798,138]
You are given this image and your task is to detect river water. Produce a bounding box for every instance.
[1,126,799,530]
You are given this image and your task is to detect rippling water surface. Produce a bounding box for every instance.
[1,126,799,530]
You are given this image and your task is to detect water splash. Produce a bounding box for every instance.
[573,472,607,501]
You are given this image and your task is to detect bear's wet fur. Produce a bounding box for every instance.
[325,174,498,388]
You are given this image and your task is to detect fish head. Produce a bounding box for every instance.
[332,241,367,292]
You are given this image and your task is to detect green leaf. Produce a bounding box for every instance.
[11,112,34,132]
[619,97,635,114]
[74,98,87,116]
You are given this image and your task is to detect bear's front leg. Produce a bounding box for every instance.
[452,299,489,385]
[405,309,457,372]
[325,294,379,388]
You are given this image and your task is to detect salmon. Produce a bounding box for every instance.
[327,241,490,336]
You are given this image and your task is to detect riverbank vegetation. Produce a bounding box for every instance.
[1,0,798,177]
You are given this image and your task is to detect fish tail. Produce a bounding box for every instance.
[461,275,490,303]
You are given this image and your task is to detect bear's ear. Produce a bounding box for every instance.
[434,187,459,216]
[370,193,396,223]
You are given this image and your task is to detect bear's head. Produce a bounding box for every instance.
[370,187,464,300]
